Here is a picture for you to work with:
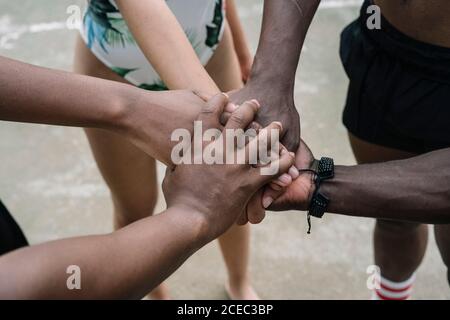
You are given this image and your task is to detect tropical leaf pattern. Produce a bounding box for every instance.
[205,0,223,48]
[138,82,168,91]
[84,0,135,52]
[110,66,138,78]
[83,0,224,92]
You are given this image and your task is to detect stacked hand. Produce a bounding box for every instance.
[240,138,317,225]
[160,91,312,237]
[162,94,295,242]
[263,139,316,212]
[226,79,301,224]
[229,80,300,152]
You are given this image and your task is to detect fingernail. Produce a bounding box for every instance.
[226,103,237,112]
[279,173,291,185]
[274,121,283,130]
[270,183,283,191]
[251,99,261,108]
[262,196,274,209]
[289,166,299,179]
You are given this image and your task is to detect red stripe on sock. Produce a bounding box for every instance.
[375,290,410,301]
[379,282,413,293]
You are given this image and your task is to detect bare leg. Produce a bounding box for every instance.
[205,24,259,300]
[73,36,169,299]
[434,225,450,286]
[74,22,257,299]
[349,133,428,282]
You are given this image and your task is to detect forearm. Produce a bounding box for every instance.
[321,149,450,224]
[0,55,135,130]
[250,0,321,91]
[116,0,219,93]
[0,56,204,166]
[0,208,205,299]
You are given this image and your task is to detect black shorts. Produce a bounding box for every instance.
[0,200,28,256]
[340,0,450,154]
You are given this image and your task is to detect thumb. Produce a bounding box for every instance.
[192,90,213,102]
[261,184,286,210]
[253,147,295,187]
[197,93,229,131]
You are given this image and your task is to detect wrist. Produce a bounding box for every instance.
[293,166,317,211]
[304,172,317,211]
[166,204,214,247]
[302,157,336,219]
[101,83,143,133]
[248,56,295,95]
[319,165,350,214]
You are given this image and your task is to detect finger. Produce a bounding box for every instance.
[279,145,298,171]
[219,102,239,126]
[252,148,295,186]
[247,189,266,224]
[225,102,238,113]
[289,165,300,179]
[269,181,284,191]
[248,121,262,133]
[220,99,252,126]
[220,112,230,126]
[274,145,298,183]
[243,121,283,166]
[262,185,286,210]
[224,99,261,131]
[236,207,249,226]
[272,173,292,188]
[197,93,229,130]
[192,90,213,102]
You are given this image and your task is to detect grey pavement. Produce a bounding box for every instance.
[0,0,448,299]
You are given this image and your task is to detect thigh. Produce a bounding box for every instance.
[348,132,417,164]
[74,36,158,218]
[84,128,158,215]
[434,225,450,274]
[205,22,243,92]
[348,132,422,230]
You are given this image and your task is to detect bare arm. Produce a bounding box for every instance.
[323,150,450,224]
[0,208,203,299]
[230,0,321,151]
[0,56,209,165]
[251,0,320,92]
[116,0,219,93]
[0,94,293,299]
[269,144,450,225]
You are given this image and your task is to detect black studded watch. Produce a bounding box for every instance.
[306,157,334,233]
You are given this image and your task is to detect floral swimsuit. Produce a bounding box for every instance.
[80,0,225,90]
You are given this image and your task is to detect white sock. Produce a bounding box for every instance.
[372,273,416,300]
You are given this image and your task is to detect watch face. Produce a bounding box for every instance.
[309,158,333,219]
[318,157,334,180]
[309,192,329,219]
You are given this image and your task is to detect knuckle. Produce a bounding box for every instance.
[230,113,246,126]
[201,108,215,116]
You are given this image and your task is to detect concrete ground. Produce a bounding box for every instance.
[0,0,448,299]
